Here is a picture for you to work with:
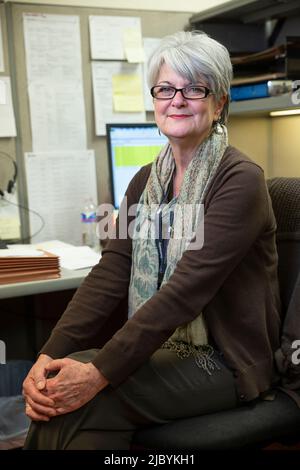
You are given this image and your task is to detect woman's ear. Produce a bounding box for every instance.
[213,95,227,122]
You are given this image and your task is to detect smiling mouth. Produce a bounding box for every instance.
[169,114,191,119]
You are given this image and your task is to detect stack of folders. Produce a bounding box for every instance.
[0,248,60,284]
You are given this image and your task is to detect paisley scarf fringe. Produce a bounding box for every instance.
[161,341,220,375]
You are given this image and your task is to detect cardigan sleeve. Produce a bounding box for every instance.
[92,160,271,386]
[39,166,151,359]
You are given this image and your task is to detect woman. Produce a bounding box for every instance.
[23,31,281,450]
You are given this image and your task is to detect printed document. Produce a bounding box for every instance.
[24,150,98,245]
[23,13,86,151]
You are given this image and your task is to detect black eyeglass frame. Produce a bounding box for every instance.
[150,85,213,100]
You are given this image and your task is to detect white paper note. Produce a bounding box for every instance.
[25,150,98,245]
[0,79,6,104]
[38,245,100,270]
[28,80,86,152]
[23,13,83,82]
[89,15,142,60]
[0,19,4,72]
[0,77,17,137]
[57,246,101,270]
[143,38,161,111]
[92,61,145,136]
[23,13,86,151]
[13,240,101,269]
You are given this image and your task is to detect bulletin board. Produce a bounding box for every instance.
[0,1,190,242]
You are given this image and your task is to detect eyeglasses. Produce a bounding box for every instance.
[150,85,213,100]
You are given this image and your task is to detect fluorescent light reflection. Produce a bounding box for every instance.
[270,109,300,117]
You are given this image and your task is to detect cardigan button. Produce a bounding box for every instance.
[233,371,239,378]
[239,394,246,401]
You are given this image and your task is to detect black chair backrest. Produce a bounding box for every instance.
[267,177,300,391]
[267,177,300,315]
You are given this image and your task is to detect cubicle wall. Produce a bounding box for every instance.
[0,2,300,242]
[0,2,190,241]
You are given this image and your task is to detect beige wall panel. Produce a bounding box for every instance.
[4,1,298,241]
[271,116,300,177]
[9,3,190,217]
[227,115,270,176]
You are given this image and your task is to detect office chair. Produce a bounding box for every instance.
[133,177,300,450]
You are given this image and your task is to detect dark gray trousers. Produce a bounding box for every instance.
[24,348,238,450]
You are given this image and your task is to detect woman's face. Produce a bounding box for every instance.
[153,63,226,147]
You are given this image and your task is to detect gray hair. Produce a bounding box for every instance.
[147,30,233,124]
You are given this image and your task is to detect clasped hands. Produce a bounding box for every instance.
[22,354,108,421]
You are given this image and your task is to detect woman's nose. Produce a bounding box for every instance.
[171,89,187,107]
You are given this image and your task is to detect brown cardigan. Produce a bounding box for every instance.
[41,146,281,402]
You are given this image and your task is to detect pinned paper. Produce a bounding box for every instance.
[0,20,4,72]
[123,28,145,63]
[112,74,144,112]
[0,193,21,240]
[0,79,6,105]
[0,77,17,137]
[25,150,98,245]
[0,217,21,240]
[92,62,145,134]
[23,13,86,151]
[89,16,141,60]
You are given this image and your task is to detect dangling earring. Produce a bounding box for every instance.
[158,128,161,136]
[213,116,223,134]
[216,121,223,134]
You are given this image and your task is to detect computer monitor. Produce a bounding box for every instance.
[106,123,168,209]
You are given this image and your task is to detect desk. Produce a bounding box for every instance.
[0,268,91,358]
[1,263,123,360]
[0,267,91,300]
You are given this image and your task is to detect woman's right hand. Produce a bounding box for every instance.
[23,354,57,421]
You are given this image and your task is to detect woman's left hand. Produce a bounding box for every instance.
[44,358,109,415]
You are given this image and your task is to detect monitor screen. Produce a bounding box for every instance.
[106,123,168,209]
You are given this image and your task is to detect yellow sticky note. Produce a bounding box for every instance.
[123,28,145,63]
[112,74,144,112]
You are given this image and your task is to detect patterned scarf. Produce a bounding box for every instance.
[128,124,228,373]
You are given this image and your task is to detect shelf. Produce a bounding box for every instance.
[190,0,300,25]
[229,93,297,116]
